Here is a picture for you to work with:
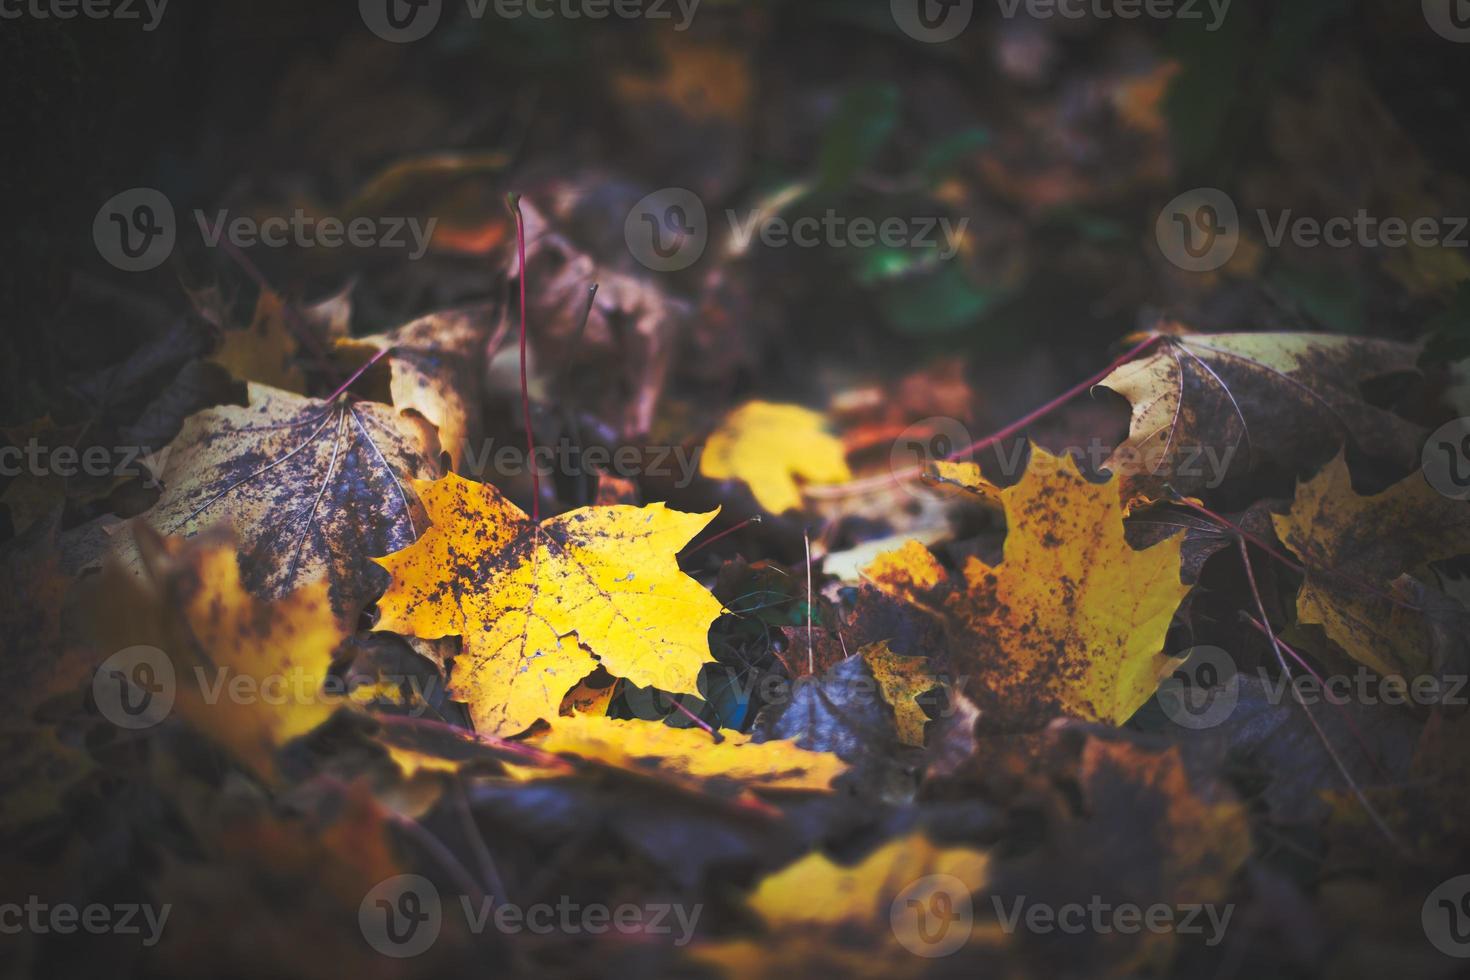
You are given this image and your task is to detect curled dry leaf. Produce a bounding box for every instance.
[373,472,723,737]
[865,445,1191,727]
[334,305,495,473]
[700,401,852,514]
[1097,329,1421,506]
[1272,451,1470,679]
[115,382,441,622]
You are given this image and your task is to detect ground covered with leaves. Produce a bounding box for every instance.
[3,2,1470,978]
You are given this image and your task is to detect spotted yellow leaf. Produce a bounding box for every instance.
[374,473,723,737]
[866,445,1190,726]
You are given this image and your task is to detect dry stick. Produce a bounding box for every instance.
[685,515,762,556]
[1235,537,1409,856]
[505,193,539,523]
[805,333,1165,499]
[1178,497,1421,613]
[323,344,393,404]
[451,776,507,901]
[804,529,815,676]
[670,697,723,743]
[1240,614,1392,783]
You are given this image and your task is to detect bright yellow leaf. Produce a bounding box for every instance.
[529,715,848,794]
[701,401,852,514]
[374,473,723,737]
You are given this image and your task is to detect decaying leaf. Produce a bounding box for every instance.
[1272,451,1470,678]
[115,382,441,622]
[701,401,852,514]
[866,445,1191,727]
[526,715,848,794]
[860,640,942,747]
[102,529,349,783]
[374,472,723,737]
[209,289,309,394]
[1097,329,1422,505]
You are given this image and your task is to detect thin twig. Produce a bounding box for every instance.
[806,333,1164,499]
[1235,538,1409,856]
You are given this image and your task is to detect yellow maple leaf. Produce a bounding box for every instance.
[374,473,723,737]
[1272,451,1470,678]
[701,401,852,514]
[527,715,848,794]
[865,445,1191,726]
[692,834,996,980]
[860,641,942,747]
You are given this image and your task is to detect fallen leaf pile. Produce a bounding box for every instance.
[4,6,1470,979]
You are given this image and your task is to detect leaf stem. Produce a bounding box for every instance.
[1235,538,1408,856]
[805,333,1164,499]
[506,192,540,523]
